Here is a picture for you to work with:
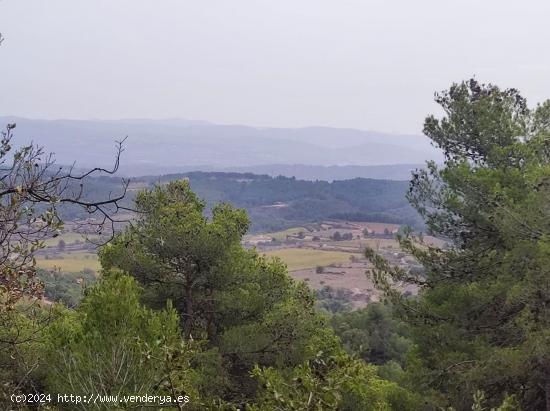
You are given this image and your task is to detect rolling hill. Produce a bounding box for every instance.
[1,117,440,178]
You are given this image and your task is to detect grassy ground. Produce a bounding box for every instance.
[36,252,100,273]
[263,248,358,271]
[335,238,399,248]
[265,227,308,241]
[42,232,99,247]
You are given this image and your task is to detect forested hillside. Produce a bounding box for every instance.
[60,172,421,232]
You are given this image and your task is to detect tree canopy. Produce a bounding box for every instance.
[99,180,384,405]
[368,79,550,410]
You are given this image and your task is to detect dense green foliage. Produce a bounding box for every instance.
[316,286,365,314]
[368,79,550,410]
[95,180,415,407]
[45,273,200,409]
[38,268,96,307]
[331,303,412,367]
[0,301,51,405]
[251,350,419,411]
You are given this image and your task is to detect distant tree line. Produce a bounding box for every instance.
[55,171,422,232]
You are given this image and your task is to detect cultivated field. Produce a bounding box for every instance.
[36,219,429,309]
[263,248,360,271]
[36,252,100,272]
[42,231,97,247]
[247,221,428,308]
[263,227,309,241]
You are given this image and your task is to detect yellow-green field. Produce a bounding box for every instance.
[331,238,398,247]
[42,232,99,247]
[265,227,308,241]
[36,252,100,273]
[263,248,358,271]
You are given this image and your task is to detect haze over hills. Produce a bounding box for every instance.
[1,117,440,179]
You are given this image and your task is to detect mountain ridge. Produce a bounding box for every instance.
[0,117,440,178]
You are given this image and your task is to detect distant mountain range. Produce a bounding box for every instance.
[0,117,440,180]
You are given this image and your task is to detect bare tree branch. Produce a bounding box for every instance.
[0,123,132,325]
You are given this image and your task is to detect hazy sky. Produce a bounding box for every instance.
[1,0,549,134]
